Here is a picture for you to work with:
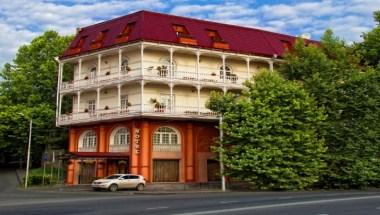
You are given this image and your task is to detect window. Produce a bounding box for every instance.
[172,24,190,37]
[160,93,175,111]
[119,22,135,37]
[153,127,179,145]
[207,29,229,49]
[120,95,129,110]
[281,40,292,50]
[90,30,108,49]
[116,22,135,43]
[207,29,223,42]
[67,36,87,55]
[172,24,198,45]
[81,130,97,149]
[121,59,130,74]
[89,67,97,80]
[113,128,130,145]
[88,100,96,114]
[219,65,232,79]
[158,58,176,77]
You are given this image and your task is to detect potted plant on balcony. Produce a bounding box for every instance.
[156,65,168,77]
[150,98,166,112]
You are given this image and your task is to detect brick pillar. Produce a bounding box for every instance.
[68,128,76,152]
[140,121,150,181]
[98,126,106,152]
[130,123,140,174]
[66,159,75,184]
[185,123,195,181]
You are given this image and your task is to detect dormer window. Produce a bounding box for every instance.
[115,22,135,43]
[207,29,229,49]
[172,24,198,45]
[67,36,87,55]
[281,40,292,51]
[90,30,108,49]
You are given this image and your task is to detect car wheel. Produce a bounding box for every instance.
[109,184,118,192]
[136,183,144,191]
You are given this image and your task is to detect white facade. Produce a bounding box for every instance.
[57,41,277,126]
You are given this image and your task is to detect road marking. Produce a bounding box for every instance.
[219,201,238,204]
[174,195,380,215]
[147,206,169,210]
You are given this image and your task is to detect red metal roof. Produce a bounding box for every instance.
[61,10,311,59]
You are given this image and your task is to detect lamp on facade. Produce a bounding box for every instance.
[19,112,32,188]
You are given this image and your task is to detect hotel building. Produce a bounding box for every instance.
[56,11,297,184]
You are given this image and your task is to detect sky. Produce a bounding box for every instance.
[0,0,379,68]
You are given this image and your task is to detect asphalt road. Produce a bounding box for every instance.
[1,169,380,215]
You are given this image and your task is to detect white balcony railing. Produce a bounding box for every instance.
[153,144,181,152]
[61,62,249,92]
[58,104,217,125]
[78,146,97,152]
[109,144,130,152]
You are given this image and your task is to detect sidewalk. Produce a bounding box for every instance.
[21,183,228,195]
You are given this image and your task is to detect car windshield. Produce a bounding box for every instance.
[106,175,121,179]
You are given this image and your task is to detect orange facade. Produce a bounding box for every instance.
[66,119,219,184]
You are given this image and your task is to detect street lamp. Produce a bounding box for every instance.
[219,115,226,191]
[19,113,32,188]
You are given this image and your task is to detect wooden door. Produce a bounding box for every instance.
[153,160,179,182]
[207,160,220,182]
[79,162,95,184]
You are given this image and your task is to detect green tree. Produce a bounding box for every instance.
[0,31,73,166]
[358,11,380,67]
[207,71,326,190]
[279,29,380,188]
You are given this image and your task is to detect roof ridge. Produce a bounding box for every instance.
[142,10,296,39]
[79,10,143,30]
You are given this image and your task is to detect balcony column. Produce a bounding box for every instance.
[96,88,100,116]
[268,60,274,72]
[169,47,174,79]
[197,85,201,115]
[196,51,200,81]
[76,91,81,113]
[56,62,63,122]
[169,83,174,113]
[222,54,226,83]
[78,58,82,80]
[118,48,122,78]
[140,43,144,76]
[117,84,121,111]
[97,54,102,78]
[140,80,145,112]
[246,57,250,79]
[58,94,63,117]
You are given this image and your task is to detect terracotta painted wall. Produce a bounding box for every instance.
[66,119,218,184]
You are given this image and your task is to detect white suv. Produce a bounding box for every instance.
[91,174,146,192]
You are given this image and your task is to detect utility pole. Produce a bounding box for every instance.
[25,118,32,188]
[219,115,226,191]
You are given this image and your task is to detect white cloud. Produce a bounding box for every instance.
[0,0,168,68]
[0,0,379,69]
